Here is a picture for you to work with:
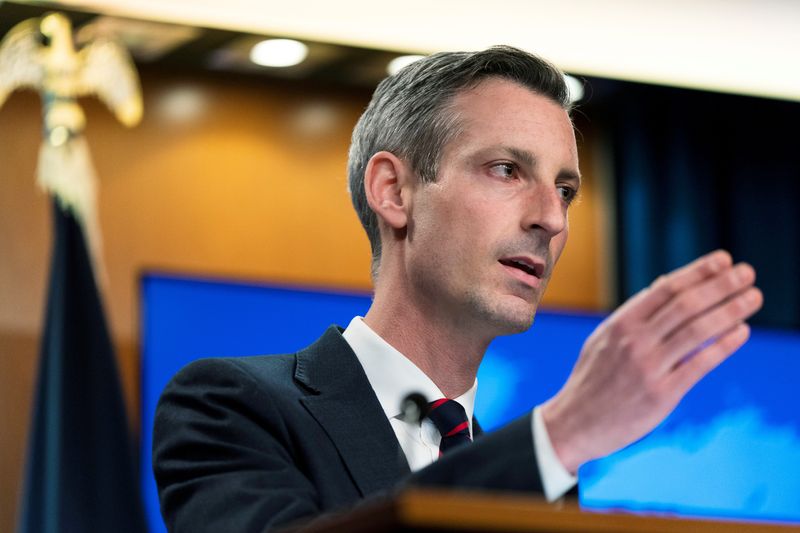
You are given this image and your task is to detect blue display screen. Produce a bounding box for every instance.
[140,273,800,531]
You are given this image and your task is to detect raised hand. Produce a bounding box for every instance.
[541,250,763,474]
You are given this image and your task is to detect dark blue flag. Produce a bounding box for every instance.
[19,201,146,533]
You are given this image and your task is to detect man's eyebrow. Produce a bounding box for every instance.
[504,146,536,168]
[560,169,582,187]
[503,146,582,185]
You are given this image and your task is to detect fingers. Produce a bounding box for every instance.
[658,286,762,373]
[646,262,757,342]
[666,322,752,397]
[616,250,732,322]
[546,250,761,470]
[604,250,761,378]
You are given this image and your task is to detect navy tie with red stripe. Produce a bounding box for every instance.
[427,399,472,456]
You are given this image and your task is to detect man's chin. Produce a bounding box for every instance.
[494,312,536,336]
[483,300,538,336]
[463,290,539,336]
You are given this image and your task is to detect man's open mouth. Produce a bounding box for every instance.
[498,258,544,278]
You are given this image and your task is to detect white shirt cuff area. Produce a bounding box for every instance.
[532,406,578,502]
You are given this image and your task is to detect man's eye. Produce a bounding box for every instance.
[490,163,516,179]
[558,185,578,204]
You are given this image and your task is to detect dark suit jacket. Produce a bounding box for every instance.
[153,326,545,532]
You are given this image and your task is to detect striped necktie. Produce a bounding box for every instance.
[427,398,472,456]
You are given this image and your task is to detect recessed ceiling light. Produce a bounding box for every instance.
[564,74,584,103]
[387,55,425,76]
[156,85,207,124]
[249,39,308,68]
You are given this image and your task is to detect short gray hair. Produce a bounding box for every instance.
[347,46,572,278]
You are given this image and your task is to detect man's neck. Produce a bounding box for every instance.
[363,291,490,399]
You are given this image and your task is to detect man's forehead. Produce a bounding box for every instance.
[450,80,573,133]
[451,77,568,110]
[445,81,579,171]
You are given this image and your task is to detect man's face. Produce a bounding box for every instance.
[403,78,580,336]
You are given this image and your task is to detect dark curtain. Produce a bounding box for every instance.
[610,84,800,329]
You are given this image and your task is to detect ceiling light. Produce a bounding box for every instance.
[249,39,308,67]
[156,85,207,124]
[564,74,584,103]
[387,55,425,76]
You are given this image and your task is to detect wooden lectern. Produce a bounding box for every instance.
[287,489,800,532]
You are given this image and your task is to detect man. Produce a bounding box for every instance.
[153,46,762,532]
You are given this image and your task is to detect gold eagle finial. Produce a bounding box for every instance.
[0,12,143,280]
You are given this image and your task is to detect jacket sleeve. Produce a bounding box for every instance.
[153,358,321,533]
[407,413,545,493]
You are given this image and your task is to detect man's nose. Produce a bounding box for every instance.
[521,184,567,237]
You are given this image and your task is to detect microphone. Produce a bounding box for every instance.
[398,392,429,469]
[400,392,429,425]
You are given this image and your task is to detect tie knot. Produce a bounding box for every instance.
[427,399,471,455]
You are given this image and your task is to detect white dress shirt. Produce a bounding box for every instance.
[342,316,577,501]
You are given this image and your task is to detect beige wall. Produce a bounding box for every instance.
[0,67,609,531]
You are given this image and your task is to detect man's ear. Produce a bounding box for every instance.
[364,151,411,230]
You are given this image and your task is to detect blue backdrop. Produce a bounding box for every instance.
[140,273,800,531]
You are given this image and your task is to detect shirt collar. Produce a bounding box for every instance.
[342,316,477,425]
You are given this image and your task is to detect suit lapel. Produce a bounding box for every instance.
[295,327,410,497]
[473,417,484,438]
